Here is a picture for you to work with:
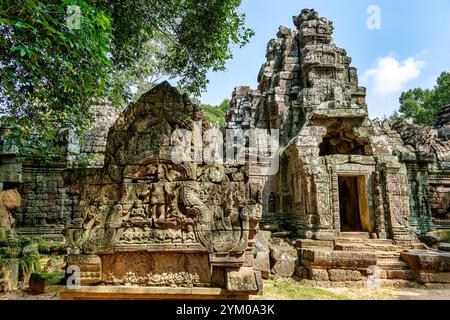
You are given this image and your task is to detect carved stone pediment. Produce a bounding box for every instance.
[64,82,262,292]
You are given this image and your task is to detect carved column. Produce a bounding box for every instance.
[372,171,386,239]
[330,167,340,234]
[381,163,414,242]
[313,166,334,240]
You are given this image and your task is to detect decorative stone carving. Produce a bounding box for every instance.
[63,82,262,296]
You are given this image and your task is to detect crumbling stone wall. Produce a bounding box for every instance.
[385,110,450,227]
[74,101,122,167]
[429,185,450,219]
[226,86,261,130]
[0,99,122,239]
[371,118,450,229]
[0,189,20,236]
[14,165,82,239]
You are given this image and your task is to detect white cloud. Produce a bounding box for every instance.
[424,74,438,89]
[362,55,425,96]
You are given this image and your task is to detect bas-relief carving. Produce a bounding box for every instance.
[64,82,262,291]
[101,252,211,287]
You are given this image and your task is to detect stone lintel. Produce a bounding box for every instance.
[57,285,248,300]
[104,244,208,253]
[312,109,368,119]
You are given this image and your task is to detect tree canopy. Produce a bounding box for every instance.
[392,72,450,126]
[201,99,230,129]
[0,0,253,157]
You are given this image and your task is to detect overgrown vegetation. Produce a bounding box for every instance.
[0,235,65,279]
[201,99,230,129]
[0,0,253,158]
[391,72,450,125]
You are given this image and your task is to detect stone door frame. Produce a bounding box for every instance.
[330,164,375,235]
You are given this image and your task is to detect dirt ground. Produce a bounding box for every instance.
[0,290,58,300]
[1,279,450,300]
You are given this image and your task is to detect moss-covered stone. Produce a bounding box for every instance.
[29,272,65,294]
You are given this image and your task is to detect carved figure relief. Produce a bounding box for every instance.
[65,83,261,285]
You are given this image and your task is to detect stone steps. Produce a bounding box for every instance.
[375,253,416,281]
[376,251,404,266]
[376,260,409,270]
[376,253,413,283]
[439,243,450,252]
[338,232,370,239]
[335,238,394,245]
[375,251,402,261]
[411,242,428,250]
[379,279,417,287]
[373,269,416,281]
[330,246,414,281]
[433,220,450,229]
[334,243,400,252]
[331,236,424,282]
[330,242,415,281]
[298,236,447,284]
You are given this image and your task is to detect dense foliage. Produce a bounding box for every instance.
[0,0,113,158]
[201,98,230,129]
[0,0,253,157]
[392,72,450,125]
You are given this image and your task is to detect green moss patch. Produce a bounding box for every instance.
[30,272,65,285]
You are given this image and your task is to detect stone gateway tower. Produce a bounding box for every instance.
[62,82,263,299]
[226,9,450,286]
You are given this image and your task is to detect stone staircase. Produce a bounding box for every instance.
[298,232,450,287]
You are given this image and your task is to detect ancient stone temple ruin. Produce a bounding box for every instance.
[226,9,450,286]
[0,101,121,240]
[60,82,263,299]
[1,7,450,297]
[227,9,413,241]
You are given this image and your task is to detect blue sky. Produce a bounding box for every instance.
[198,0,450,119]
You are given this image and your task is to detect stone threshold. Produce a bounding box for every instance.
[55,285,250,300]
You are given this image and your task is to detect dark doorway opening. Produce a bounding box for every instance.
[338,176,362,232]
[268,192,276,213]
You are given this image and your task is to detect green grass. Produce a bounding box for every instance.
[255,280,348,300]
[441,235,450,243]
[411,283,431,290]
[252,279,396,300]
[429,230,450,243]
